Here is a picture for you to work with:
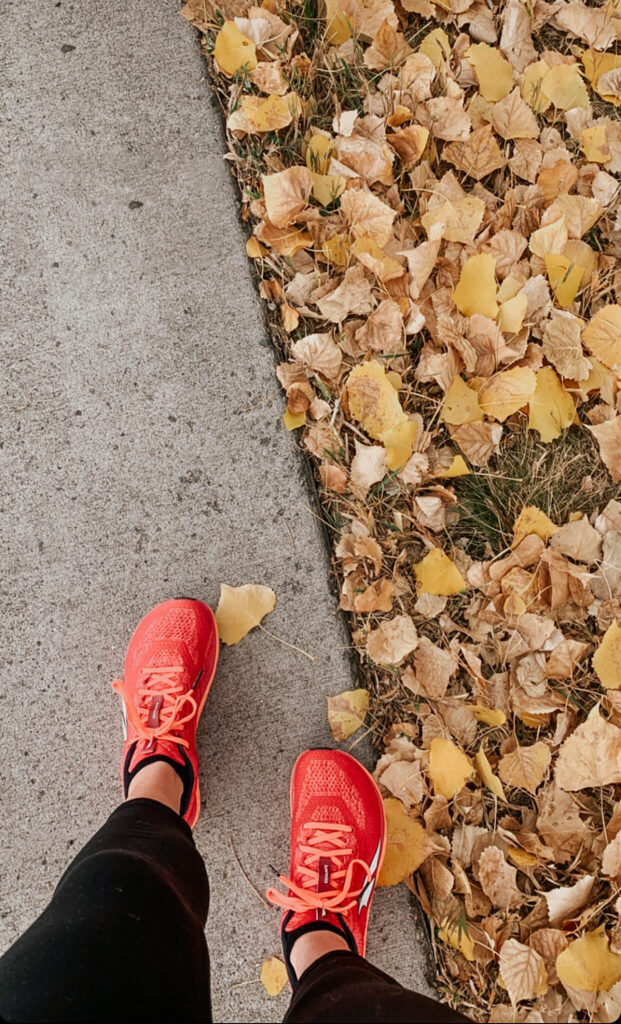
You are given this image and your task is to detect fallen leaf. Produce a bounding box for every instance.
[478,846,522,909]
[316,266,374,323]
[583,305,621,372]
[590,416,621,483]
[349,441,388,496]
[366,614,418,665]
[440,376,484,426]
[549,518,602,565]
[327,688,369,740]
[555,706,621,790]
[339,187,396,246]
[474,746,507,801]
[260,956,288,997]
[542,310,592,380]
[263,167,312,228]
[512,506,558,547]
[499,742,551,794]
[453,254,498,318]
[429,737,474,799]
[499,938,548,1005]
[377,797,429,885]
[466,43,513,102]
[556,927,621,993]
[528,366,576,443]
[414,548,467,596]
[479,366,536,422]
[593,622,621,691]
[215,583,276,645]
[545,875,595,928]
[213,21,258,76]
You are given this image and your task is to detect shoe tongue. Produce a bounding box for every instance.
[284,908,343,934]
[128,738,185,773]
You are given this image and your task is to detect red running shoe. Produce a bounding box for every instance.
[267,749,386,984]
[111,598,219,828]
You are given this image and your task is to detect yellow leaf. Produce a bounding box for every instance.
[582,49,621,106]
[318,233,350,267]
[541,63,589,110]
[311,171,346,207]
[474,745,507,801]
[246,237,266,259]
[507,846,538,869]
[327,688,369,741]
[530,216,568,259]
[324,0,353,45]
[213,21,258,77]
[438,920,475,961]
[382,419,418,471]
[580,124,611,164]
[351,237,404,282]
[256,222,312,256]
[479,366,536,422]
[414,548,467,596]
[215,583,276,645]
[418,28,450,69]
[283,407,305,430]
[528,366,576,443]
[435,455,471,478]
[440,376,484,426]
[260,956,288,997]
[453,254,498,318]
[521,60,552,113]
[421,197,485,244]
[583,305,621,372]
[556,927,621,993]
[578,356,610,393]
[544,254,584,308]
[306,134,333,174]
[512,506,558,547]
[378,798,428,886]
[244,93,301,133]
[467,705,507,727]
[593,621,621,691]
[429,737,474,799]
[466,43,513,102]
[498,294,528,334]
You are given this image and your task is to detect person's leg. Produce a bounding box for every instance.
[267,749,471,1024]
[0,598,219,1024]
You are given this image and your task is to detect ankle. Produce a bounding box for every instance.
[289,928,351,978]
[126,760,184,814]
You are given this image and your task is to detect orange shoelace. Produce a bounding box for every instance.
[112,667,197,748]
[267,821,372,915]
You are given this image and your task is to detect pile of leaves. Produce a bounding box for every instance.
[181,0,621,1018]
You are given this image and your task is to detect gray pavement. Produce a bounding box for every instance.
[0,1,433,1019]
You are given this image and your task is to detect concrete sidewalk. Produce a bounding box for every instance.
[0,1,432,1019]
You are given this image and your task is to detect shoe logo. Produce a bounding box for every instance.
[357,839,382,913]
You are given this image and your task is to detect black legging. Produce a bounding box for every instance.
[0,799,469,1023]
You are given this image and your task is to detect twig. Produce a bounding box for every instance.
[228,835,272,910]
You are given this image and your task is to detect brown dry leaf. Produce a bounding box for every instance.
[549,518,602,565]
[291,332,342,383]
[443,125,506,181]
[421,197,484,244]
[349,441,388,497]
[364,19,411,71]
[498,938,548,1005]
[530,929,569,987]
[428,737,474,798]
[537,783,589,864]
[478,846,522,909]
[366,614,418,666]
[354,578,394,613]
[215,583,276,645]
[260,956,288,997]
[319,463,347,492]
[490,88,539,141]
[546,638,590,680]
[316,266,374,323]
[498,742,551,795]
[355,300,404,352]
[387,124,429,168]
[263,166,312,227]
[425,97,471,143]
[327,688,369,741]
[410,636,458,699]
[377,797,429,886]
[555,706,621,790]
[378,759,425,808]
[545,875,595,928]
[542,310,592,381]
[339,187,396,246]
[589,416,621,483]
[603,833,621,880]
[451,421,503,466]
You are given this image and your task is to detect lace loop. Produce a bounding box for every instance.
[267,820,372,914]
[112,666,197,748]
